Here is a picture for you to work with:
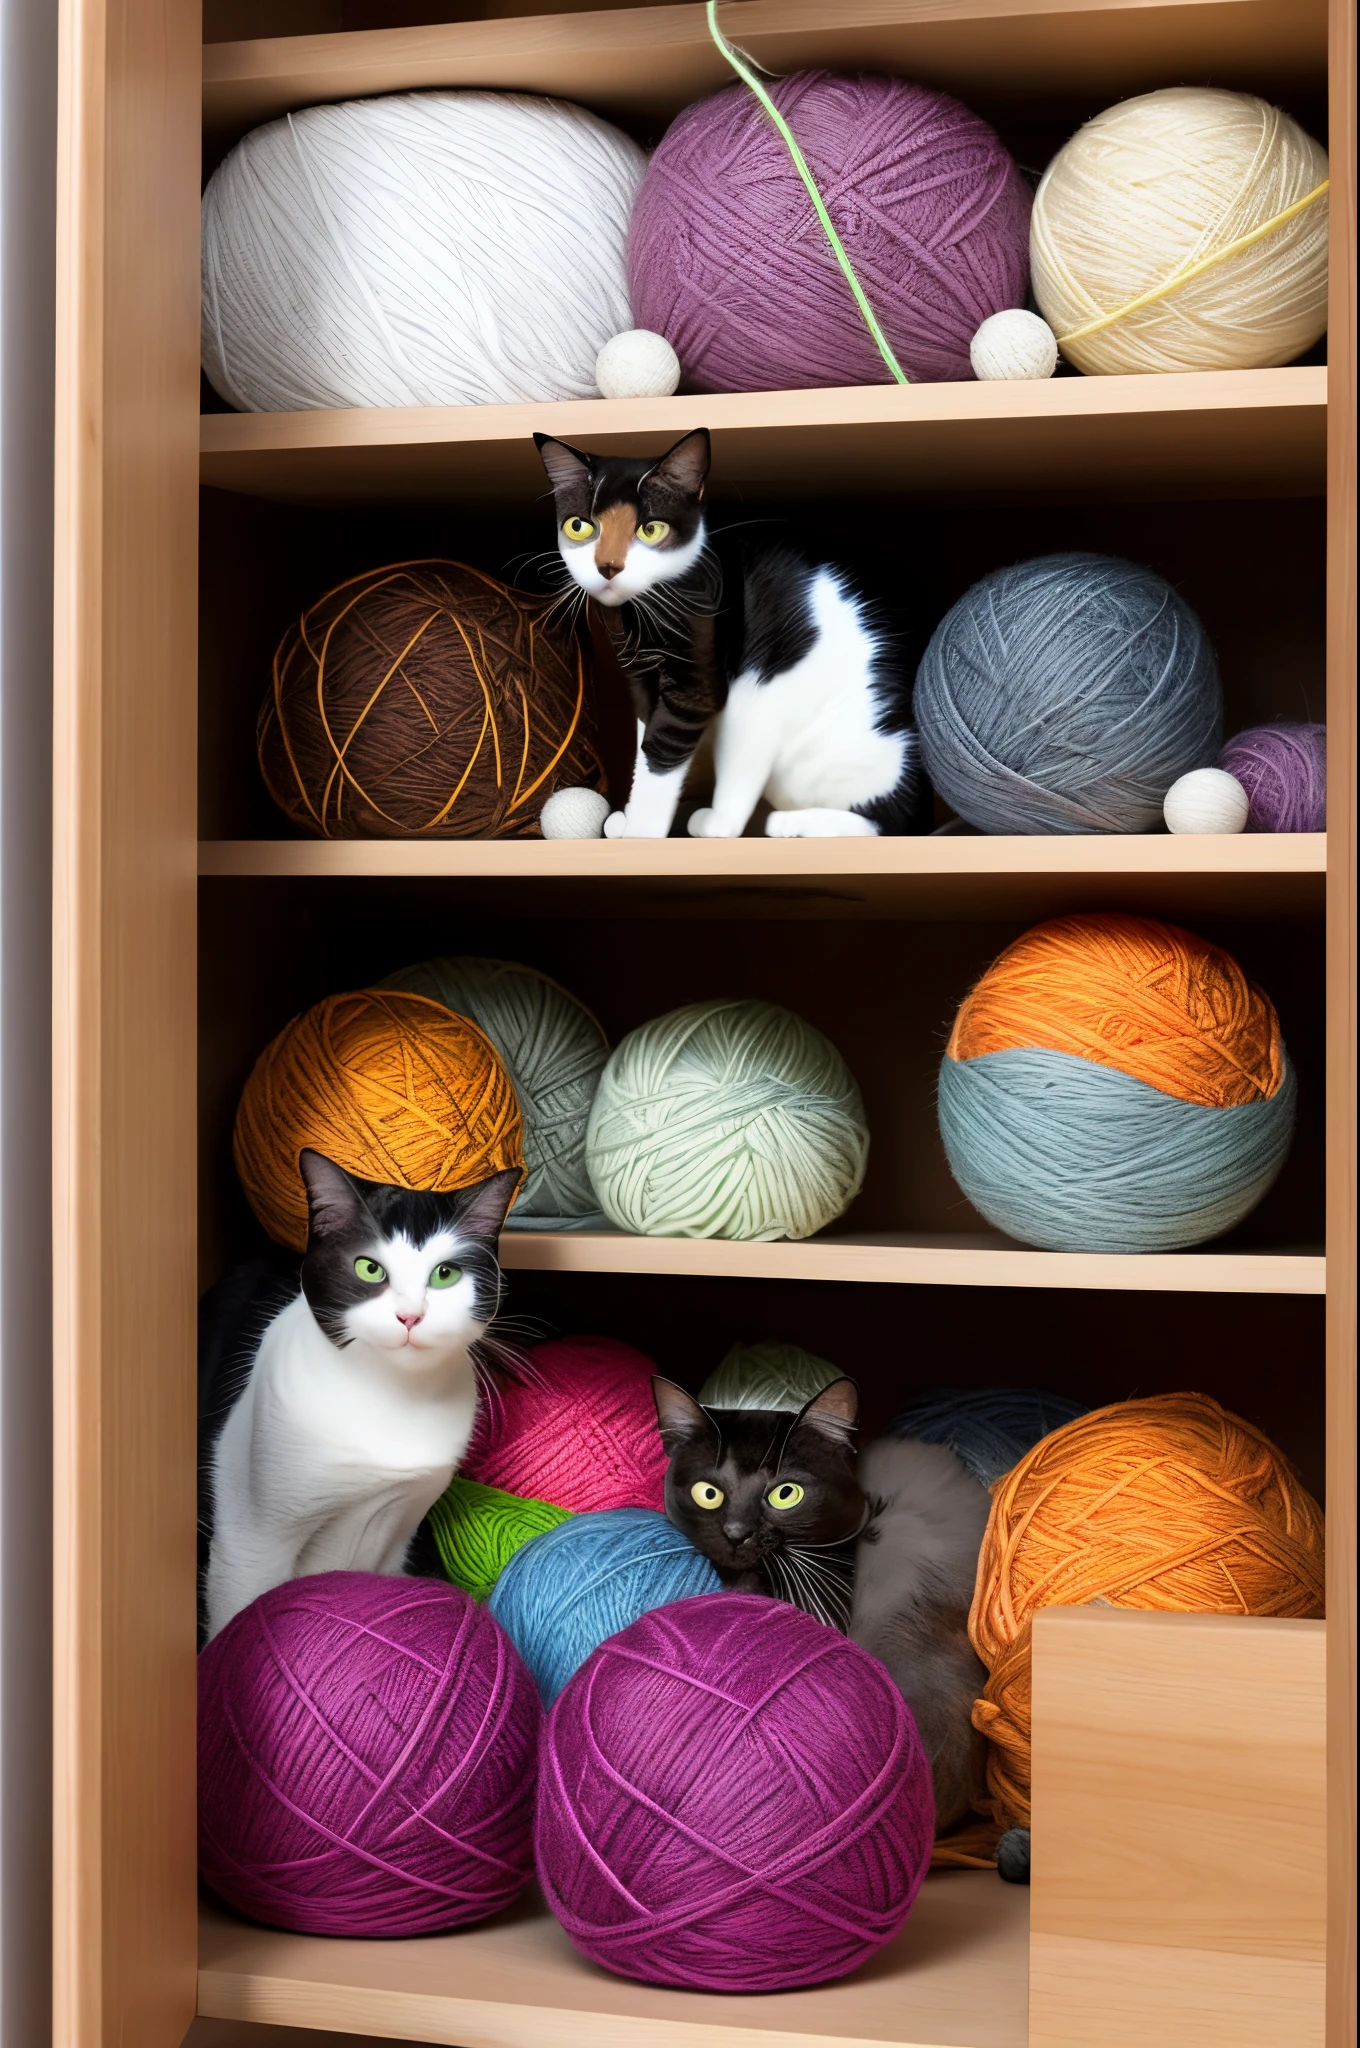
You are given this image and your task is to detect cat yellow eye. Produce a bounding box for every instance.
[636,519,671,545]
[428,1262,462,1290]
[691,1481,725,1509]
[562,516,596,543]
[354,1257,387,1285]
[767,1482,805,1510]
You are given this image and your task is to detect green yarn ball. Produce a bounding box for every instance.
[698,1340,839,1412]
[585,999,869,1241]
[379,955,608,1226]
[425,1475,571,1601]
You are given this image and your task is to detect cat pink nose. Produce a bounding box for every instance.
[395,1309,423,1330]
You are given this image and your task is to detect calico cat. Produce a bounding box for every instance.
[535,428,924,840]
[652,1376,866,1630]
[849,1434,993,1832]
[197,1149,520,1642]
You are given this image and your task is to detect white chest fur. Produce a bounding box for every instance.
[204,1294,477,1640]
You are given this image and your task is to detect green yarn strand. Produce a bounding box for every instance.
[705,0,909,386]
[426,1474,571,1602]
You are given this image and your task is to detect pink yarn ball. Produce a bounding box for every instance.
[627,71,1031,391]
[198,1572,540,1936]
[463,1335,667,1513]
[537,1593,935,1991]
[1219,722,1327,832]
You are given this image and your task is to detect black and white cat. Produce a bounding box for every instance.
[197,1149,520,1642]
[535,428,924,840]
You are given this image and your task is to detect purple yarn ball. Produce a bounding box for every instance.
[627,71,1031,391]
[198,1571,541,1936]
[1219,722,1327,832]
[536,1592,935,1991]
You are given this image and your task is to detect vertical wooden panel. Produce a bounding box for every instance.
[1327,1,1358,2045]
[52,0,202,2042]
[1029,1608,1326,2048]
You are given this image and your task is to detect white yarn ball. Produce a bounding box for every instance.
[539,787,612,840]
[1164,767,1250,835]
[595,329,682,400]
[970,309,1058,380]
[202,93,647,412]
[1032,88,1329,375]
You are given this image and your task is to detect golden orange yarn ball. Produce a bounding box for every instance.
[967,1391,1324,1833]
[258,560,606,839]
[234,989,524,1251]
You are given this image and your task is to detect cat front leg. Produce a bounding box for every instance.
[605,716,695,839]
[689,677,778,838]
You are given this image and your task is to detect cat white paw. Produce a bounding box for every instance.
[603,810,627,839]
[687,808,738,838]
[765,809,880,838]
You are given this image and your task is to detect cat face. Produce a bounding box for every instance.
[298,1150,521,1371]
[535,428,711,607]
[653,1376,864,1578]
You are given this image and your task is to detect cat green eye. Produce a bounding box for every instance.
[354,1257,387,1285]
[691,1481,724,1509]
[766,1482,805,1510]
[636,519,670,546]
[428,1261,462,1290]
[562,516,596,543]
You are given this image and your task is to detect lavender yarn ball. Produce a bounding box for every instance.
[1219,723,1327,832]
[198,1571,541,1936]
[628,72,1031,391]
[537,1592,935,1991]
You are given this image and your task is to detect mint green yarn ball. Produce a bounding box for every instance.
[585,999,869,1241]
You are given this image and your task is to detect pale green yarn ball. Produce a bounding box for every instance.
[378,955,608,1225]
[585,999,869,1241]
[699,1340,839,1411]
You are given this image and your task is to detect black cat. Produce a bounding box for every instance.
[652,1376,866,1630]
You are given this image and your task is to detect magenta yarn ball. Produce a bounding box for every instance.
[1219,722,1327,832]
[627,71,1032,391]
[461,1335,667,1513]
[197,1571,541,1936]
[536,1593,935,1991]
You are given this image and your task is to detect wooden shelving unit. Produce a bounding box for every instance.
[52,0,1354,2043]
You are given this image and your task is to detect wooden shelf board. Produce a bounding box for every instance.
[497,1230,1325,1294]
[198,832,1327,921]
[199,368,1326,508]
[198,1874,1030,2048]
[202,0,1326,153]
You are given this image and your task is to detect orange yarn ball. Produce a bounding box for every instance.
[967,1391,1324,1833]
[947,912,1285,1108]
[234,989,524,1251]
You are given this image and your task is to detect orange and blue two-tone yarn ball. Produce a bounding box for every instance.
[937,913,1295,1252]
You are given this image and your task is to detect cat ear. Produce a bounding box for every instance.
[652,1376,718,1450]
[645,428,710,500]
[792,1377,860,1445]
[452,1167,523,1244]
[298,1149,374,1241]
[534,434,592,497]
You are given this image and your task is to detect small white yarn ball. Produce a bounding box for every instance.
[969,308,1058,380]
[202,93,647,412]
[1033,88,1329,375]
[595,329,682,400]
[1164,767,1250,835]
[539,787,612,840]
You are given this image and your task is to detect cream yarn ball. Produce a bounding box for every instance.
[202,93,647,412]
[539,787,611,839]
[970,309,1058,380]
[595,329,682,400]
[1163,767,1250,835]
[585,999,869,1241]
[1032,89,1329,375]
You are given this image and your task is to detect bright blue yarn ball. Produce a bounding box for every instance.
[938,1046,1297,1254]
[891,1388,1088,1488]
[486,1506,722,1705]
[914,553,1223,834]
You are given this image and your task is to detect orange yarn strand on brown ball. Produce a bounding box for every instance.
[947,913,1285,1107]
[966,1391,1324,1834]
[234,989,524,1251]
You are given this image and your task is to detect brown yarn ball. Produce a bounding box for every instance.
[258,561,605,838]
[233,988,524,1251]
